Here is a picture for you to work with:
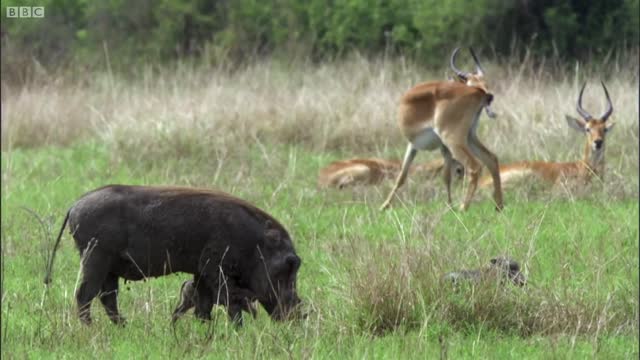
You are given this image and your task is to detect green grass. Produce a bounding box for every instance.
[2,141,638,359]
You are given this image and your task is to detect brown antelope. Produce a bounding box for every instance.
[380,47,503,211]
[318,158,464,189]
[479,82,614,188]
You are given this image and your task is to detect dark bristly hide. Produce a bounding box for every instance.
[45,185,302,326]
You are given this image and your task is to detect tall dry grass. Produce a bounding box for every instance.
[343,239,637,337]
[1,54,637,154]
[3,52,637,195]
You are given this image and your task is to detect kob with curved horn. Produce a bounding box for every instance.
[479,81,616,189]
[381,47,503,212]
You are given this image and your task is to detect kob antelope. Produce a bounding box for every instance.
[318,157,464,189]
[479,82,614,188]
[380,47,503,211]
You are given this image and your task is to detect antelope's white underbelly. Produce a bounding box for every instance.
[411,127,442,151]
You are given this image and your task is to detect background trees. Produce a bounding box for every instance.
[2,0,638,72]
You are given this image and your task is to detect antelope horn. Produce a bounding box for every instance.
[450,47,468,80]
[599,81,613,121]
[468,47,484,76]
[576,83,593,120]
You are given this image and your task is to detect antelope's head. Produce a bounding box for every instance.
[566,81,614,153]
[450,47,495,118]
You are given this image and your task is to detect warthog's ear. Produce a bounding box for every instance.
[263,220,282,247]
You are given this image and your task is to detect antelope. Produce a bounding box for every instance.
[380,47,503,211]
[479,82,614,188]
[318,158,465,189]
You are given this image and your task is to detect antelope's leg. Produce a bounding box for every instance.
[440,145,455,206]
[468,134,503,211]
[380,143,417,210]
[446,143,481,211]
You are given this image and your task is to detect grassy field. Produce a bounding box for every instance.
[2,56,639,359]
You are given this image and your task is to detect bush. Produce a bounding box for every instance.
[2,0,638,76]
[345,241,637,337]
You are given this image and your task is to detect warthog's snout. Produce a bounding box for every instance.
[270,294,303,321]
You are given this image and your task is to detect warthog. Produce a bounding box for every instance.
[442,256,526,286]
[171,279,258,324]
[45,185,302,326]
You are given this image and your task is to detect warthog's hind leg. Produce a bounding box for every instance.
[99,273,126,325]
[171,280,196,324]
[76,249,113,325]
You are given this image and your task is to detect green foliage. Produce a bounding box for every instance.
[1,0,85,61]
[544,2,579,55]
[1,1,639,71]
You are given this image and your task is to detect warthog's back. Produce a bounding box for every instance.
[70,185,284,230]
[67,185,289,277]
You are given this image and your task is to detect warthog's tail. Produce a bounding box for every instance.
[44,210,70,285]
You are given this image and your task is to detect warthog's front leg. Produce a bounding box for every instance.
[194,277,214,321]
[226,288,258,326]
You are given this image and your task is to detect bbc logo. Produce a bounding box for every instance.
[6,7,45,18]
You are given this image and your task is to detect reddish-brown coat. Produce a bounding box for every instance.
[398,81,488,142]
[480,95,614,189]
[318,158,462,188]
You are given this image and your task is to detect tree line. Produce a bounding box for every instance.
[1,0,638,71]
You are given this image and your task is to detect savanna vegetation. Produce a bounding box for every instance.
[2,0,639,81]
[1,1,639,359]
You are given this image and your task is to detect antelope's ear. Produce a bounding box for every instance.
[565,115,587,132]
[605,121,615,132]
